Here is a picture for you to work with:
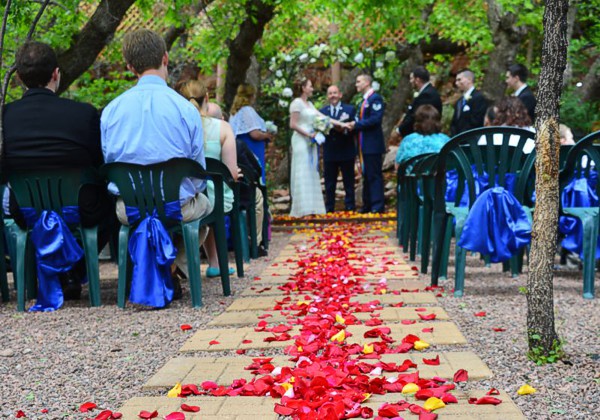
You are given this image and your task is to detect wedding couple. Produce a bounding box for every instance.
[289,74,385,217]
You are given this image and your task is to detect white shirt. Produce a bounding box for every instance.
[513,84,528,97]
[418,82,431,95]
[363,88,375,100]
[463,86,475,100]
[329,102,342,116]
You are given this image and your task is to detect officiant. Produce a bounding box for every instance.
[320,85,357,213]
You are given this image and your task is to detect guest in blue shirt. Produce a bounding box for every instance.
[101,29,212,293]
[395,104,450,165]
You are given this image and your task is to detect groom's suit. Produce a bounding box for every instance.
[320,102,356,212]
[397,83,442,137]
[354,90,386,213]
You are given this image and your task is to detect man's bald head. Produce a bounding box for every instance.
[207,102,223,119]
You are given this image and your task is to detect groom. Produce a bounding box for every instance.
[320,85,356,212]
[348,74,386,214]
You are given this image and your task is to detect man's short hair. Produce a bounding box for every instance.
[412,66,430,83]
[15,42,57,88]
[507,63,528,83]
[358,73,372,84]
[122,29,166,74]
[457,69,475,82]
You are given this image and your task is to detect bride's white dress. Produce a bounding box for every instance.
[289,98,326,217]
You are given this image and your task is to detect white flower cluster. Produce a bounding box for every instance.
[265,120,278,134]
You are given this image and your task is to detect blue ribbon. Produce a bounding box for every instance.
[125,201,181,308]
[20,206,84,312]
[457,187,531,262]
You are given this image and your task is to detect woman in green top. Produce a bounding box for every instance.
[179,80,238,278]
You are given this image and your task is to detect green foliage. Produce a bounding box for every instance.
[527,335,565,366]
[559,88,600,135]
[65,71,134,110]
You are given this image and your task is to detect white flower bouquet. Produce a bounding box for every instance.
[265,121,278,134]
[311,114,332,146]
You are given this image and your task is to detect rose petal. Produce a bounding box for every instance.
[453,369,468,383]
[164,413,186,420]
[16,411,26,419]
[94,410,113,420]
[180,324,192,331]
[112,413,123,419]
[468,396,502,405]
[80,402,98,413]
[208,340,220,345]
[474,311,486,317]
[274,403,295,416]
[181,404,200,413]
[423,355,440,365]
[138,410,158,419]
[492,327,506,332]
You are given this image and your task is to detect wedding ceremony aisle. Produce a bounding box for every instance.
[115,221,526,419]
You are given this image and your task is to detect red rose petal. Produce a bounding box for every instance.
[401,319,416,325]
[94,410,113,420]
[80,402,98,413]
[468,396,502,405]
[418,313,437,320]
[180,324,192,331]
[474,311,486,317]
[112,413,123,419]
[453,369,469,383]
[242,339,253,344]
[422,327,434,333]
[486,388,500,395]
[181,404,200,413]
[164,412,185,420]
[138,410,158,419]
[423,355,440,365]
[274,403,295,416]
[492,327,506,332]
[208,340,220,345]
[201,381,218,390]
[16,411,26,419]
[41,409,49,414]
[236,349,246,354]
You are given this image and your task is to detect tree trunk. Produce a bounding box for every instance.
[223,0,275,109]
[56,0,136,94]
[482,0,527,102]
[580,56,600,102]
[527,0,569,357]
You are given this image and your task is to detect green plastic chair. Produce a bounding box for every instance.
[238,163,261,260]
[205,158,244,277]
[6,168,101,311]
[101,158,230,308]
[428,127,537,295]
[0,186,10,303]
[558,130,600,299]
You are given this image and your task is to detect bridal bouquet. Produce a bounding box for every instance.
[311,114,332,146]
[265,120,278,134]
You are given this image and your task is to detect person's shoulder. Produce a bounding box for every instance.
[403,132,422,142]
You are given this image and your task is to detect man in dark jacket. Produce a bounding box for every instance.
[506,63,536,122]
[450,69,488,136]
[2,41,113,299]
[397,66,442,137]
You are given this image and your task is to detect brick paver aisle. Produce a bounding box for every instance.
[118,224,526,419]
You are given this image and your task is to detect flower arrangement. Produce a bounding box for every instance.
[311,114,332,145]
[265,121,278,134]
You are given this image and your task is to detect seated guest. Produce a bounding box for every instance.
[178,80,238,277]
[395,105,450,166]
[207,102,267,256]
[559,124,575,145]
[2,41,113,301]
[478,97,536,154]
[229,84,274,183]
[101,29,211,304]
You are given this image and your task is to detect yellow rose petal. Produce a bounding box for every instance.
[281,382,293,391]
[401,383,420,394]
[335,314,346,324]
[423,397,446,411]
[362,343,374,354]
[517,384,536,395]
[414,340,430,351]
[362,393,371,402]
[167,382,182,398]
[330,329,346,343]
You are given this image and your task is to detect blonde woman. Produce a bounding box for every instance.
[179,80,238,278]
[229,84,273,182]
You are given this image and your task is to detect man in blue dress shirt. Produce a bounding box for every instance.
[320,85,356,212]
[101,29,211,223]
[101,29,211,286]
[348,74,386,213]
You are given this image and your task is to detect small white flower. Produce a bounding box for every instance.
[576,82,583,87]
[366,47,373,53]
[372,81,381,91]
[279,99,289,108]
[309,57,317,63]
[413,91,419,98]
[284,54,292,62]
[299,53,309,62]
[376,61,384,68]
[273,79,284,89]
[275,70,283,78]
[385,51,396,62]
[354,52,364,63]
[281,87,293,98]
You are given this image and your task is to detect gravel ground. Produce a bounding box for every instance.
[1,227,599,420]
[0,233,289,419]
[425,249,600,419]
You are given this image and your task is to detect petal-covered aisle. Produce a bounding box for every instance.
[117,222,525,419]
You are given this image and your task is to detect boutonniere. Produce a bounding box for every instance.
[339,112,350,122]
[413,91,419,98]
[464,94,472,102]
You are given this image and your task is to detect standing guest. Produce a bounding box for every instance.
[319,85,357,213]
[395,105,450,165]
[229,84,274,183]
[396,66,442,137]
[178,80,238,278]
[506,63,536,122]
[101,29,211,304]
[348,74,386,214]
[2,41,113,302]
[450,69,487,136]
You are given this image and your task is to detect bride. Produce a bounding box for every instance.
[288,78,348,217]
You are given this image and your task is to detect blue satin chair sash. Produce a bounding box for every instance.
[457,187,531,263]
[559,175,600,258]
[446,166,517,207]
[20,206,84,312]
[125,201,182,308]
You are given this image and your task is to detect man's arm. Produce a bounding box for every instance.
[466,92,487,130]
[354,96,384,130]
